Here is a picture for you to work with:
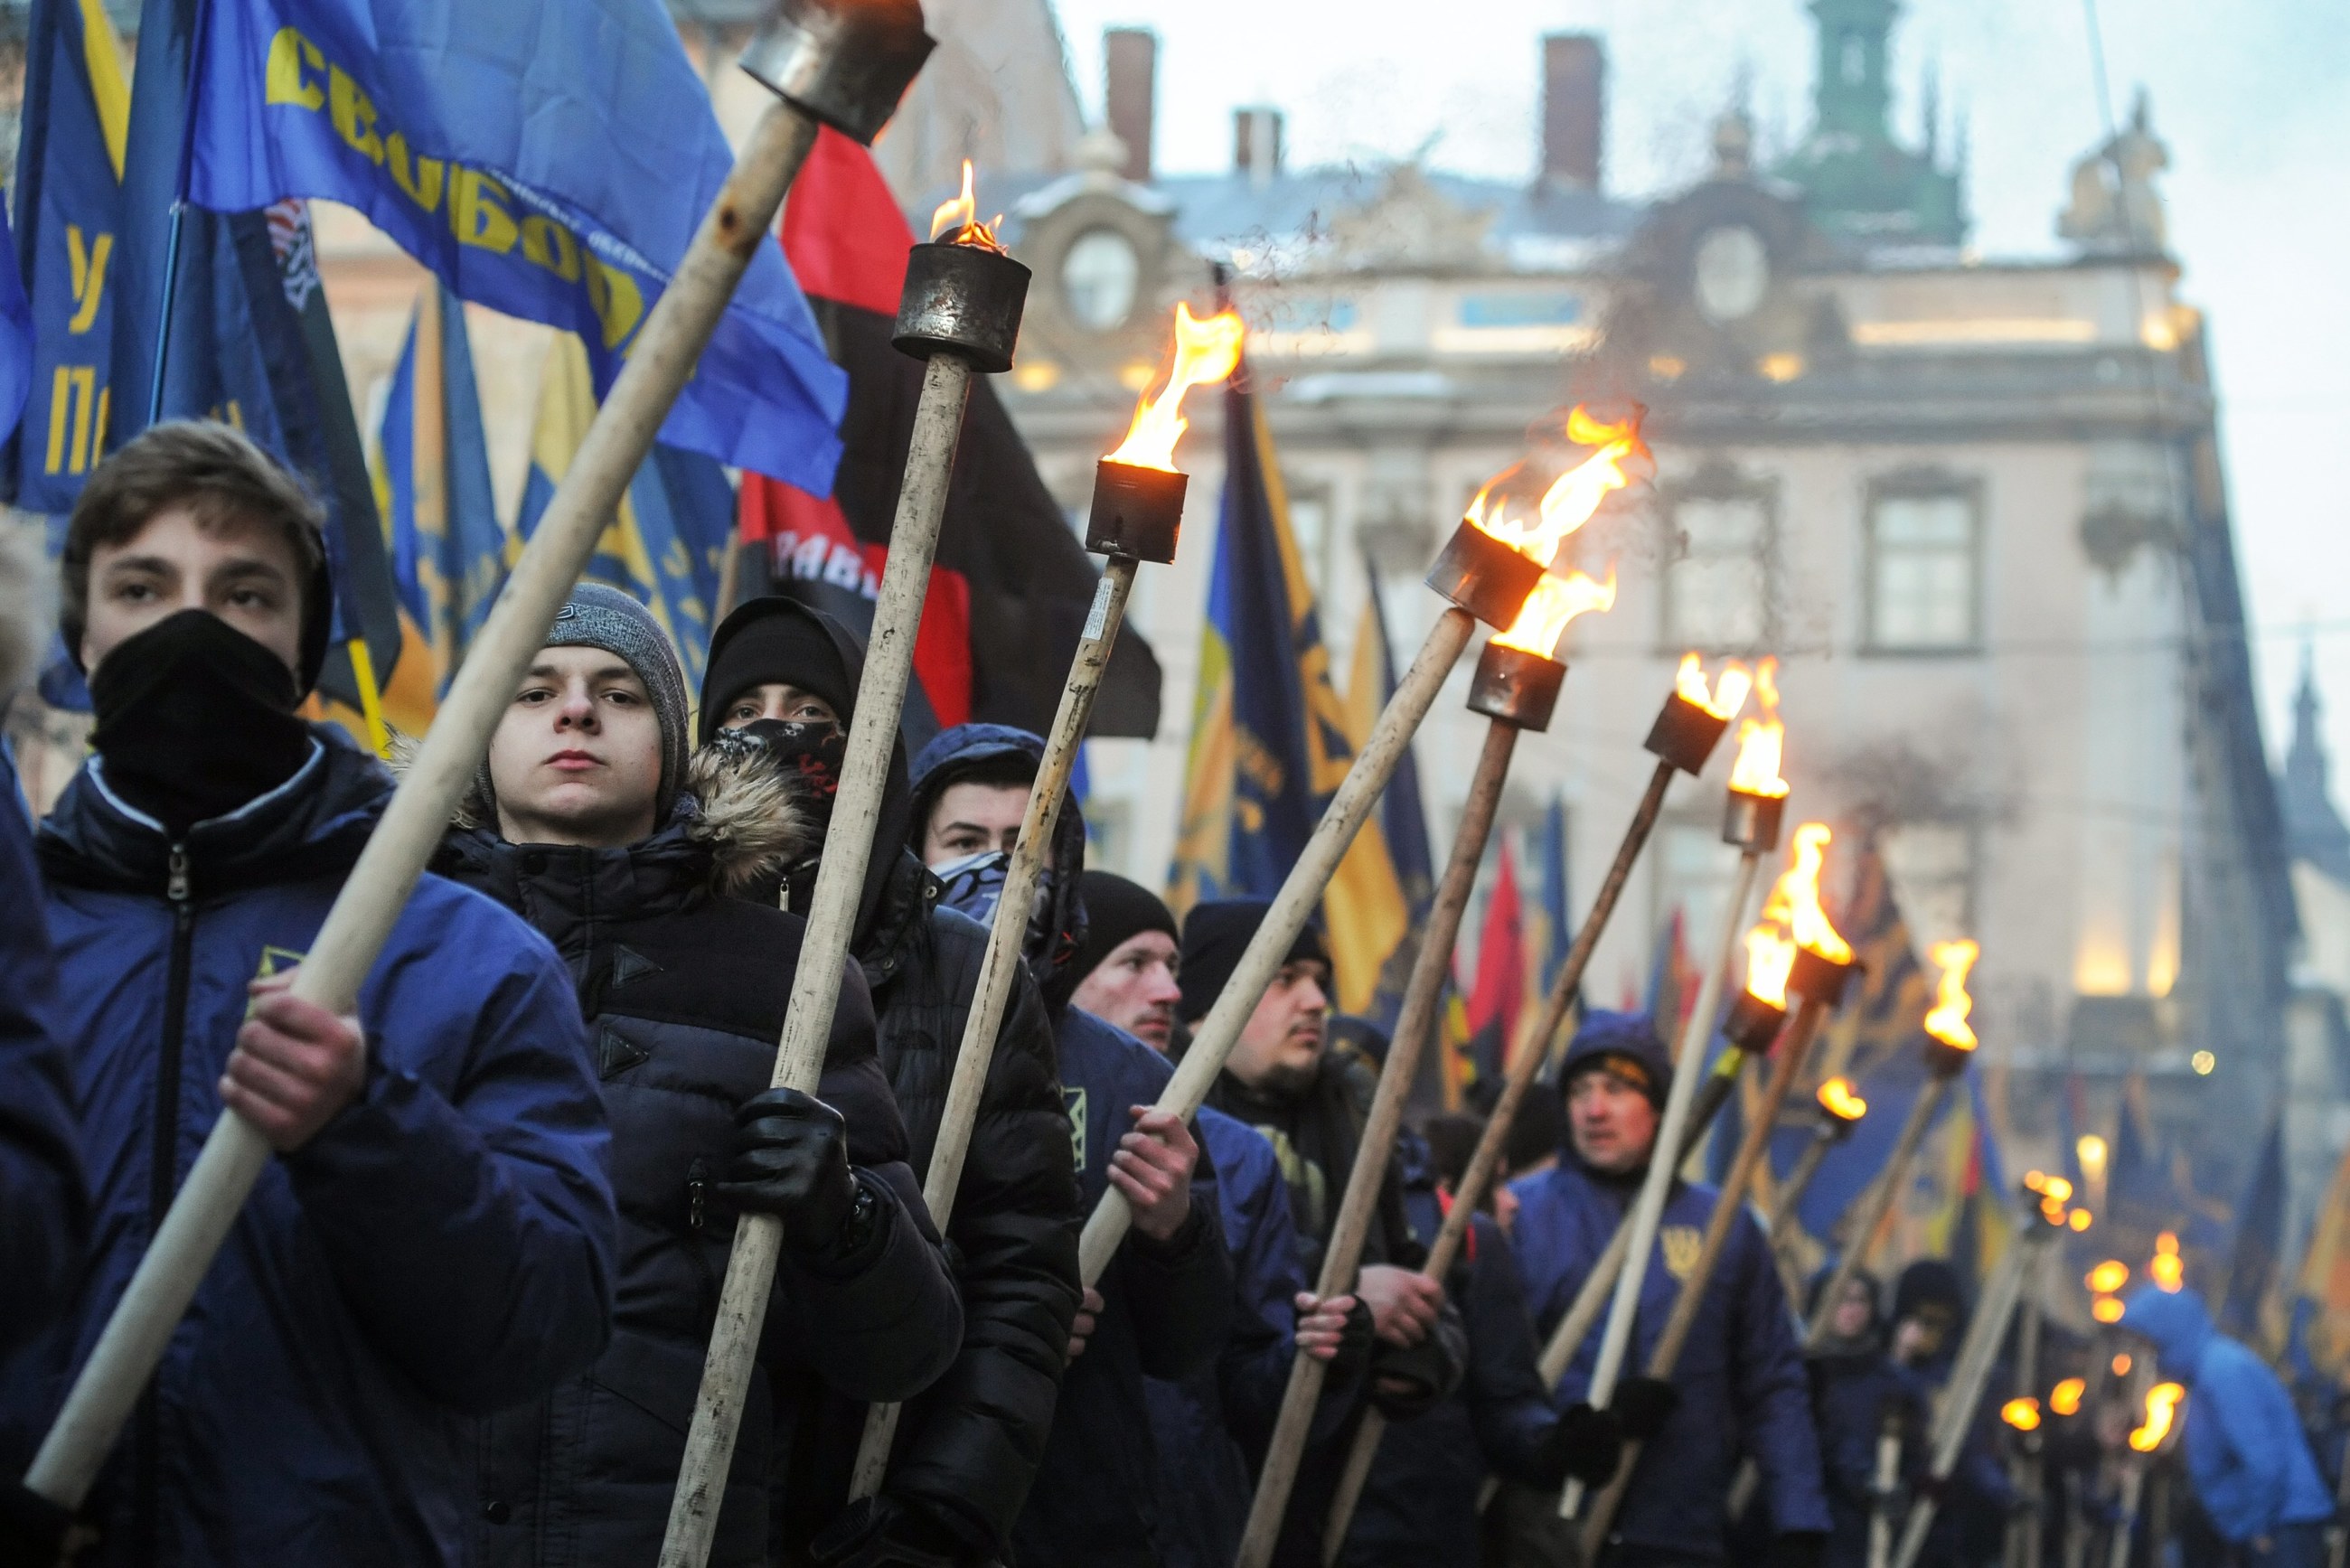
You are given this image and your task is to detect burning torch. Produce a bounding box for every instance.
[2002,1173,2073,1568]
[1240,459,1622,1568]
[1569,826,1859,1545]
[1076,408,1646,1291]
[2105,1378,2186,1568]
[842,299,1243,1500]
[1766,1075,1869,1303]
[1806,938,1983,1350]
[1886,1182,2072,1568]
[659,158,1034,1567]
[19,0,935,1520]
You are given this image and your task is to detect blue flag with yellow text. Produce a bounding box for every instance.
[5,0,130,506]
[184,0,847,490]
[373,281,500,697]
[518,334,736,686]
[1171,367,1360,914]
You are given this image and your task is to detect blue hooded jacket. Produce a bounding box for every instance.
[5,737,617,1567]
[2120,1284,2333,1542]
[1509,1151,1830,1557]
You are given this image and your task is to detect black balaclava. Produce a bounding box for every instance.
[88,609,313,836]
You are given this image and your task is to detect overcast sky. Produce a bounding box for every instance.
[1047,0,2350,782]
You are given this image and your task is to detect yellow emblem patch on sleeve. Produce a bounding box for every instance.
[1661,1225,1704,1281]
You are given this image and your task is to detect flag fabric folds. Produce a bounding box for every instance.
[5,0,126,505]
[1464,841,1527,1083]
[2219,1118,2288,1344]
[738,127,1160,746]
[1170,362,1359,920]
[518,333,735,689]
[1533,795,1573,998]
[0,211,33,444]
[2292,1141,2350,1378]
[184,0,847,490]
[371,281,499,698]
[1327,577,1428,1028]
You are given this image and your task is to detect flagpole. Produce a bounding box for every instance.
[144,0,213,427]
[658,218,1029,1567]
[842,328,1207,1498]
[1573,958,1853,1552]
[1239,637,1564,1568]
[24,5,931,1512]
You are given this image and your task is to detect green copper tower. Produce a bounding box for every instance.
[1773,0,1967,246]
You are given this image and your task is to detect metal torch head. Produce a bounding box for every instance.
[1424,518,1546,630]
[1643,690,1733,775]
[738,0,935,146]
[1086,459,1186,563]
[1724,990,1789,1054]
[1466,640,1565,732]
[1722,788,1787,854]
[1922,1037,1974,1079]
[1788,947,1858,1009]
[894,241,1032,373]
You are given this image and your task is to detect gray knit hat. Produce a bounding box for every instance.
[544,583,691,818]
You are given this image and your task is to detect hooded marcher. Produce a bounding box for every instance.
[700,600,1081,1567]
[1335,1122,1624,1568]
[1179,898,1470,1566]
[1062,870,1371,1568]
[904,722,1236,1567]
[0,527,85,1371]
[1886,1259,2016,1568]
[1505,1010,1831,1568]
[1804,1271,1924,1568]
[0,422,617,1567]
[433,584,964,1567]
[2119,1284,2334,1568]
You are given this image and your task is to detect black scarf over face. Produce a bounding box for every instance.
[89,609,313,836]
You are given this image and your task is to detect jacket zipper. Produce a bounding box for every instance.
[136,843,195,1561]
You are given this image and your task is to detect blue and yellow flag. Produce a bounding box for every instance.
[371,281,500,699]
[5,0,129,507]
[1533,795,1573,996]
[1170,366,1363,934]
[184,0,846,490]
[1333,567,1435,1030]
[518,333,736,687]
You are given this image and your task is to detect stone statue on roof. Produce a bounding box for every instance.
[2058,89,2169,258]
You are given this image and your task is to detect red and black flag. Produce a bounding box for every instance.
[737,128,1161,748]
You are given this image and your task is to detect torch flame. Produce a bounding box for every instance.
[1728,656,1790,798]
[1105,303,1246,473]
[2070,1208,2093,1231]
[1760,822,1854,964]
[2050,1378,2086,1417]
[1492,566,1619,657]
[1817,1076,1867,1122]
[1923,939,1979,1052]
[2000,1398,2042,1432]
[2150,1231,2184,1293]
[1675,653,1754,722]
[2092,1297,2125,1323]
[2129,1383,2185,1453]
[2087,1261,2130,1294]
[1744,922,1798,1009]
[1462,407,1644,569]
[928,160,1008,255]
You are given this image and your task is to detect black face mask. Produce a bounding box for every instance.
[89,609,315,836]
[730,718,848,823]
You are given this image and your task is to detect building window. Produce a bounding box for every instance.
[1866,484,1981,652]
[1662,493,1772,652]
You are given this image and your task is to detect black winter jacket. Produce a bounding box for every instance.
[1011,1005,1233,1566]
[436,767,962,1568]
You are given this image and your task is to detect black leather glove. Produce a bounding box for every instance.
[1323,1296,1377,1383]
[809,1494,971,1568]
[1612,1375,1681,1441]
[0,1477,76,1568]
[1769,1530,1828,1568]
[1544,1401,1625,1486]
[712,1087,860,1253]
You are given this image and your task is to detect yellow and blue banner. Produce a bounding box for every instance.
[5,0,129,508]
[519,333,736,687]
[183,0,846,491]
[372,282,500,698]
[1171,365,1386,1011]
[1332,568,1434,1031]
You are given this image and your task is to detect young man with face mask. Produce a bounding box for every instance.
[699,599,1080,1568]
[0,422,617,1567]
[431,584,962,1567]
[1504,1012,1829,1568]
[905,723,1250,1567]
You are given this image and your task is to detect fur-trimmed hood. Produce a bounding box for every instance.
[410,724,811,897]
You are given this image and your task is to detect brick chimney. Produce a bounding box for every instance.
[1104,28,1157,183]
[1233,106,1283,186]
[1541,33,1604,192]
